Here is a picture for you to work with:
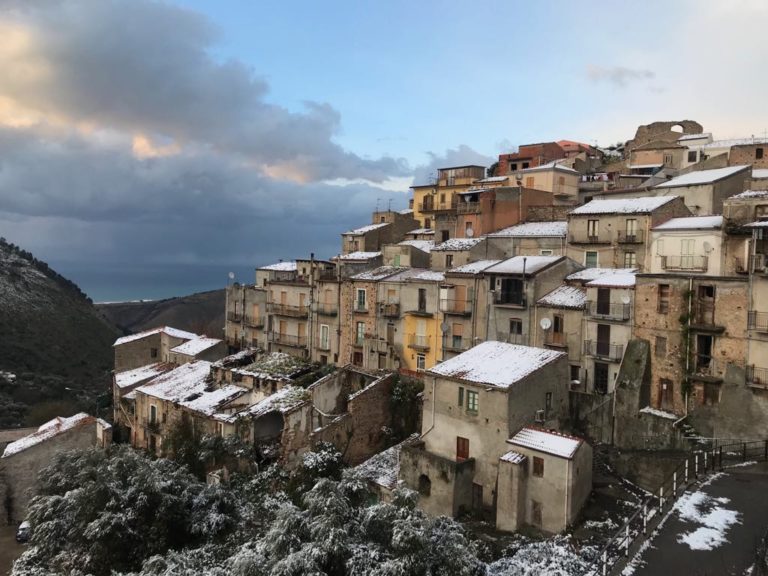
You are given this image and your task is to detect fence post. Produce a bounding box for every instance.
[625,524,630,557]
[743,442,747,461]
[719,446,723,470]
[695,454,699,478]
[659,485,664,509]
[602,550,607,576]
[673,471,677,497]
[685,458,689,483]
[643,503,648,535]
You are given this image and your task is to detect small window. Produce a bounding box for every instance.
[688,150,697,163]
[540,249,553,256]
[585,251,598,268]
[757,148,764,160]
[416,353,426,371]
[655,336,667,358]
[570,365,581,382]
[355,322,365,344]
[466,390,478,413]
[510,163,518,171]
[587,219,599,239]
[545,392,552,412]
[522,162,530,169]
[458,386,464,407]
[624,251,637,268]
[658,284,670,314]
[446,254,453,268]
[532,456,544,477]
[441,230,450,242]
[356,288,367,310]
[424,218,431,229]
[149,405,157,424]
[150,347,158,359]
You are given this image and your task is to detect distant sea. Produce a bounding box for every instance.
[51,261,259,303]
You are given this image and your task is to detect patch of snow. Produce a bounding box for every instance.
[730,189,768,199]
[655,165,750,188]
[114,362,173,389]
[485,255,561,275]
[586,273,636,288]
[537,285,586,309]
[447,259,502,274]
[500,450,527,464]
[113,326,199,347]
[639,406,677,420]
[701,137,768,149]
[397,239,435,253]
[344,222,389,235]
[652,216,723,230]
[745,221,768,228]
[355,434,419,489]
[180,384,248,416]
[752,170,768,179]
[171,337,222,356]
[350,266,407,281]
[508,427,583,459]
[2,413,94,458]
[724,460,757,469]
[333,251,381,261]
[566,267,637,283]
[406,228,434,235]
[570,196,679,215]
[234,352,310,381]
[487,221,568,237]
[674,490,740,551]
[135,361,212,402]
[431,237,484,252]
[258,261,297,271]
[678,132,711,142]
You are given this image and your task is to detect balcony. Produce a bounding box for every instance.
[747,365,768,390]
[316,338,331,352]
[493,292,527,308]
[692,356,725,381]
[497,332,527,345]
[456,201,480,214]
[244,314,265,328]
[227,311,243,322]
[382,303,400,318]
[691,300,722,331]
[748,311,768,332]
[585,301,631,321]
[660,255,708,272]
[353,302,369,314]
[584,340,624,362]
[735,255,767,274]
[617,229,644,244]
[406,306,434,318]
[442,336,472,353]
[568,233,611,244]
[268,303,309,318]
[315,302,338,316]
[440,299,472,316]
[142,418,161,434]
[269,332,308,348]
[544,331,567,348]
[407,334,431,351]
[418,199,458,213]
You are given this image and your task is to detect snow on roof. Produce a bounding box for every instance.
[507,427,583,459]
[566,267,637,282]
[351,266,408,281]
[2,413,94,458]
[180,384,248,416]
[678,132,711,142]
[570,196,678,215]
[500,450,527,465]
[730,189,768,200]
[258,261,297,272]
[431,237,484,252]
[114,362,174,389]
[639,406,677,420]
[753,169,768,179]
[428,341,565,389]
[487,221,568,238]
[135,361,212,402]
[653,216,723,231]
[744,221,768,228]
[236,352,310,381]
[655,165,750,188]
[586,273,636,288]
[171,337,222,356]
[242,385,310,419]
[520,159,579,174]
[333,251,381,261]
[406,228,434,235]
[701,137,768,149]
[485,255,561,275]
[537,285,586,310]
[212,348,260,369]
[476,176,510,183]
[344,222,389,235]
[628,163,663,169]
[447,260,502,275]
[114,326,199,347]
[355,434,419,490]
[399,208,413,214]
[386,268,446,283]
[397,240,435,253]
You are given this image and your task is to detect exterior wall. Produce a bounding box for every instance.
[311,278,341,365]
[533,307,584,381]
[729,144,768,169]
[382,244,431,268]
[440,273,491,361]
[114,333,168,372]
[339,279,380,367]
[400,280,441,372]
[267,281,311,358]
[498,143,566,174]
[430,240,504,271]
[225,284,268,351]
[456,188,554,238]
[486,235,567,259]
[171,341,227,365]
[630,147,685,170]
[515,169,579,198]
[495,459,527,532]
[647,229,726,276]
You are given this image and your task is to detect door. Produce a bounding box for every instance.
[452,322,464,350]
[418,288,427,312]
[626,218,637,241]
[280,291,287,305]
[386,322,395,344]
[681,239,695,269]
[594,362,609,394]
[472,483,484,513]
[252,304,260,324]
[299,293,306,312]
[596,288,610,316]
[552,314,564,345]
[596,324,610,357]
[320,324,329,350]
[456,436,469,462]
[416,319,427,347]
[279,320,286,340]
[298,322,306,346]
[455,284,467,313]
[525,176,535,188]
[696,334,714,374]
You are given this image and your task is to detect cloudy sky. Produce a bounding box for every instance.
[0,0,766,300]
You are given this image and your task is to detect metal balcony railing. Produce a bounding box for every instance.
[493,292,527,307]
[617,229,644,243]
[440,299,472,315]
[382,303,400,317]
[269,332,308,347]
[693,356,725,379]
[585,301,631,321]
[442,336,472,353]
[692,300,717,327]
[407,334,431,350]
[544,331,567,348]
[315,302,338,316]
[584,340,624,362]
[747,365,768,389]
[244,315,265,328]
[568,233,610,244]
[497,332,527,345]
[456,202,480,214]
[660,255,708,272]
[748,310,768,332]
[353,302,368,313]
[268,303,309,318]
[227,311,243,322]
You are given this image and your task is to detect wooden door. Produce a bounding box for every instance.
[455,284,467,313]
[456,436,469,462]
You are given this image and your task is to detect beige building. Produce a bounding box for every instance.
[535,284,587,387]
[512,161,580,203]
[628,140,686,173]
[225,281,268,351]
[652,165,751,215]
[382,240,433,268]
[169,337,226,365]
[430,237,503,270]
[113,326,199,373]
[486,221,568,259]
[341,210,418,255]
[647,216,728,276]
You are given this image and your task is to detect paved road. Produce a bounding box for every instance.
[0,525,25,575]
[629,463,768,576]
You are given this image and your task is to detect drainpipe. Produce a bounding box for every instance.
[684,277,693,418]
[420,375,438,440]
[522,257,528,344]
[747,229,756,372]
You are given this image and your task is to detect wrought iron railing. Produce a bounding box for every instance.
[585,301,631,321]
[268,303,309,318]
[660,255,708,271]
[584,340,624,362]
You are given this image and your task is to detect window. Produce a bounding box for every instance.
[456,436,469,461]
[465,221,473,234]
[509,318,523,344]
[499,277,524,305]
[458,386,464,407]
[416,353,426,371]
[624,251,637,268]
[150,347,158,359]
[658,284,670,313]
[424,218,431,229]
[510,163,518,171]
[660,378,673,408]
[440,193,446,203]
[522,162,530,169]
[446,254,453,268]
[655,336,667,358]
[356,288,366,311]
[532,456,544,477]
[585,251,598,268]
[525,176,534,188]
[570,365,581,383]
[441,230,450,242]
[149,405,157,424]
[320,324,330,350]
[587,219,599,240]
[355,322,365,345]
[417,288,427,312]
[594,361,609,394]
[688,150,697,163]
[452,322,464,349]
[418,474,431,496]
[663,153,673,165]
[466,390,478,413]
[758,148,764,160]
[540,249,553,256]
[380,216,386,223]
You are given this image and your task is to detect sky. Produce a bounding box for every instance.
[0,0,767,301]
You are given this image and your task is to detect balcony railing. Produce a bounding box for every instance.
[692,356,725,379]
[316,339,331,352]
[442,336,472,353]
[691,300,718,327]
[493,292,527,307]
[735,255,767,274]
[617,230,644,244]
[353,302,368,314]
[269,332,308,348]
[585,301,631,321]
[407,334,431,350]
[382,303,400,317]
[584,340,624,362]
[569,233,610,244]
[440,299,472,316]
[660,255,708,272]
[315,302,338,316]
[244,314,265,328]
[747,365,768,389]
[227,311,243,322]
[456,201,480,214]
[418,199,458,213]
[268,303,309,318]
[748,311,768,332]
[142,418,161,433]
[544,331,567,348]
[497,332,527,345]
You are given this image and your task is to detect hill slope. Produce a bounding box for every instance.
[0,238,120,427]
[97,289,224,337]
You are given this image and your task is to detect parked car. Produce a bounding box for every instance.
[15,520,30,543]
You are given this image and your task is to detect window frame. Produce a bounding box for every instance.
[466,389,479,413]
[532,456,544,477]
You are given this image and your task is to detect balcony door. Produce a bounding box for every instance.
[456,436,469,462]
[596,324,610,357]
[680,239,695,269]
[595,362,609,394]
[455,284,467,313]
[596,288,611,316]
[626,218,637,241]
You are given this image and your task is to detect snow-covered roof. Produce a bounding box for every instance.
[114,362,173,389]
[744,221,768,228]
[351,266,408,281]
[628,163,663,169]
[700,137,768,149]
[235,352,310,381]
[397,240,435,253]
[678,132,711,142]
[447,260,502,275]
[653,216,723,231]
[485,255,561,276]
[586,273,636,288]
[487,221,568,238]
[570,196,678,215]
[344,222,389,235]
[212,348,260,369]
[500,450,527,465]
[753,169,768,179]
[475,176,509,183]
[655,165,750,188]
[537,285,587,310]
[431,237,484,252]
[406,228,434,235]
[566,268,637,282]
[2,413,95,458]
[114,326,198,347]
[729,189,768,200]
[333,251,381,261]
[135,361,212,402]
[258,261,297,272]
[171,337,222,356]
[242,385,310,419]
[355,434,419,490]
[519,159,579,175]
[428,341,565,389]
[399,208,413,214]
[180,384,248,416]
[507,427,583,460]
[639,406,677,420]
[386,268,445,282]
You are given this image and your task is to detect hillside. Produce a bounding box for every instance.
[0,238,120,428]
[97,289,225,338]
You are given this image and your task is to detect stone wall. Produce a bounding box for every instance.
[624,120,704,154]
[526,205,570,222]
[729,144,768,169]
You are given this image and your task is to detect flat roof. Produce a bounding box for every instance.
[485,255,562,276]
[655,165,750,188]
[570,196,678,215]
[507,426,583,459]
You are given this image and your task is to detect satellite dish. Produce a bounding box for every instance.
[466,228,475,238]
[440,322,450,333]
[228,272,235,280]
[540,318,552,331]
[621,295,631,305]
[703,241,713,253]
[515,172,523,181]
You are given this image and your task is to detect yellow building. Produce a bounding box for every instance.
[411,165,486,228]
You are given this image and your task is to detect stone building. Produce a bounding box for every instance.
[535,284,587,388]
[382,240,433,268]
[430,237,503,270]
[411,165,487,229]
[511,161,580,203]
[628,140,686,173]
[113,326,199,372]
[1,414,111,524]
[112,362,174,440]
[225,281,268,351]
[486,221,568,259]
[652,165,751,215]
[169,337,226,365]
